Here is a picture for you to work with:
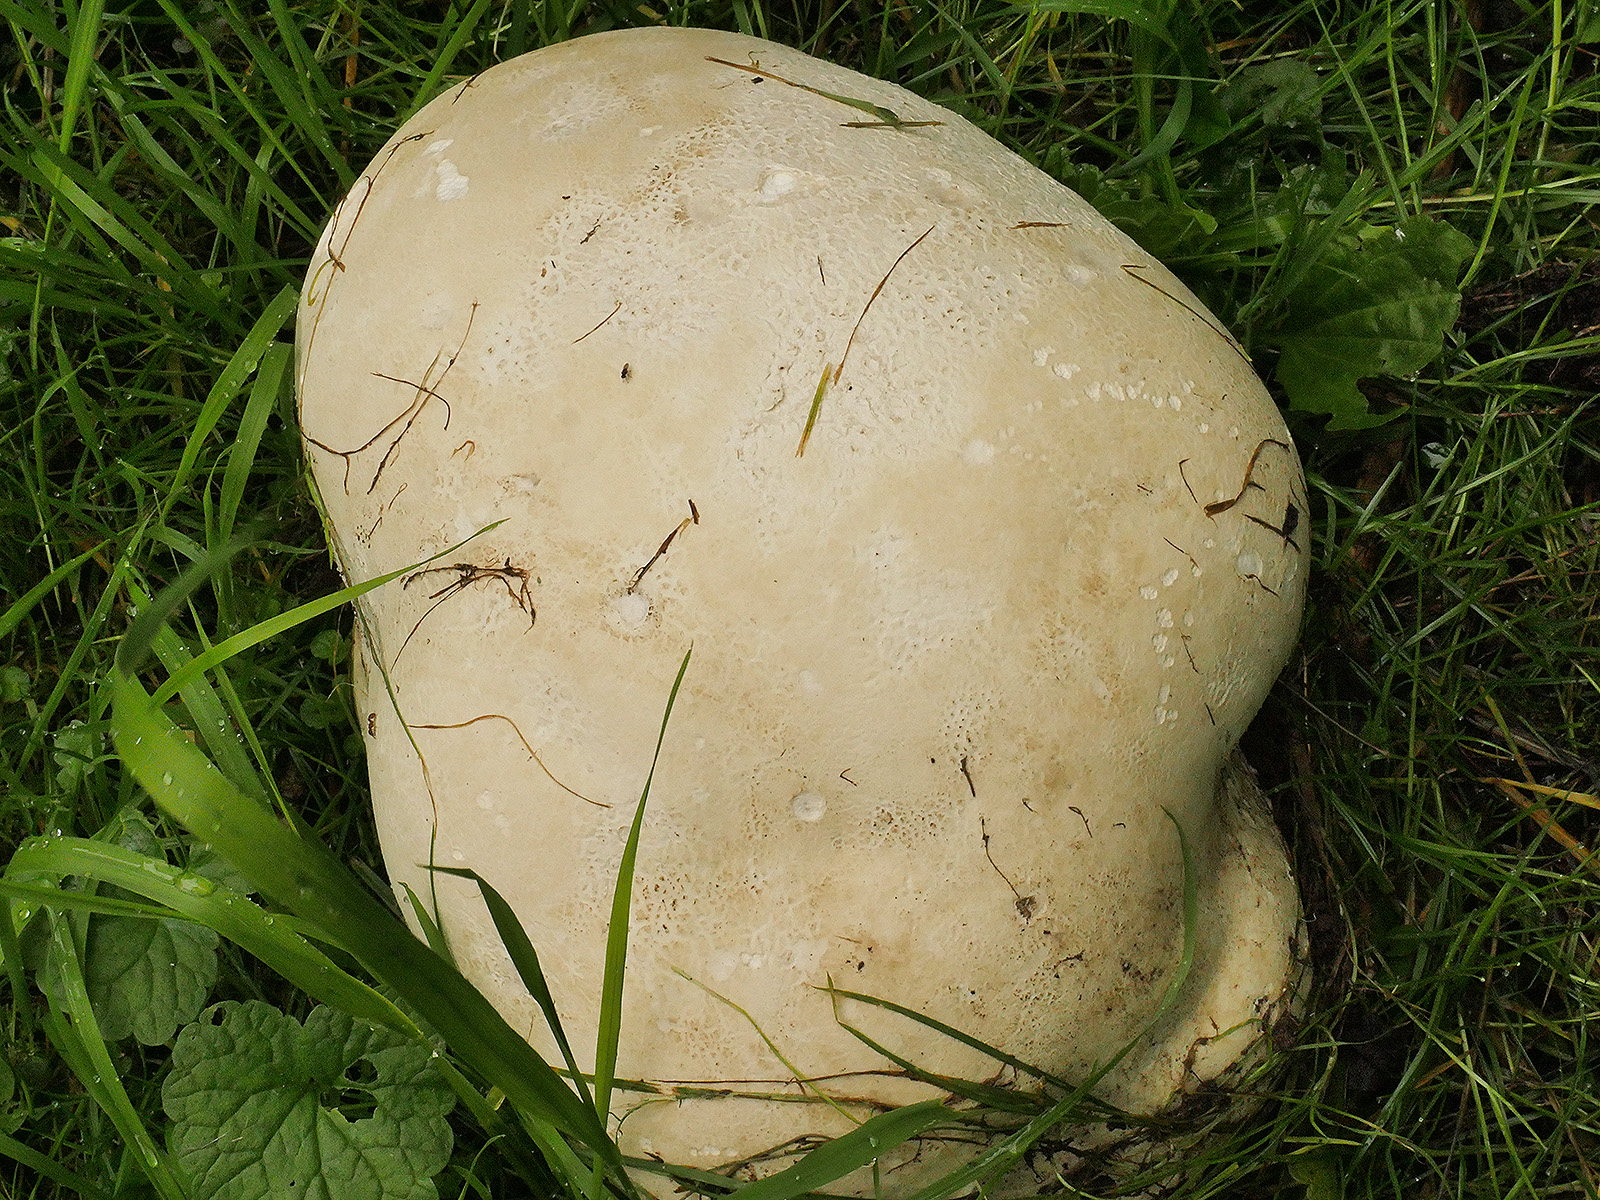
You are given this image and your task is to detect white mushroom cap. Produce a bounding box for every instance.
[298,26,1308,1191]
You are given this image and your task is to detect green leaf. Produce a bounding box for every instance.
[51,719,103,788]
[0,665,30,703]
[1271,216,1474,429]
[111,661,618,1160]
[164,1001,455,1200]
[81,915,219,1046]
[1288,1147,1344,1200]
[1219,59,1322,129]
[35,811,222,1045]
[1577,0,1600,42]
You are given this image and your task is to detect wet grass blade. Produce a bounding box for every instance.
[218,340,292,543]
[433,865,596,1112]
[6,837,415,1036]
[0,540,105,642]
[41,913,187,1200]
[164,284,298,519]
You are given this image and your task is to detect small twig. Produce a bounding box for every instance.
[572,301,622,344]
[395,558,535,665]
[980,818,1036,921]
[628,501,699,592]
[305,302,477,494]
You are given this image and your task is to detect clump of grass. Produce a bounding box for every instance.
[3,2,1598,1198]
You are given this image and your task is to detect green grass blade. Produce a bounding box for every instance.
[55,0,106,152]
[433,866,597,1113]
[0,539,105,641]
[148,522,503,709]
[402,882,453,957]
[18,522,147,779]
[0,1131,112,1200]
[818,984,1077,1094]
[591,647,693,1131]
[399,0,496,123]
[6,837,415,1036]
[1012,0,1175,45]
[820,1007,1047,1115]
[164,285,298,519]
[218,340,292,543]
[41,914,188,1200]
[109,664,619,1161]
[221,1,350,187]
[709,1100,953,1200]
[130,582,272,808]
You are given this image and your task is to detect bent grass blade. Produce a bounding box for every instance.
[6,838,413,1036]
[109,569,623,1172]
[432,866,596,1113]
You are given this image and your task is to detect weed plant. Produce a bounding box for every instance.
[2,1,1598,1198]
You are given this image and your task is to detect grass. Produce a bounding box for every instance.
[2,0,1598,1197]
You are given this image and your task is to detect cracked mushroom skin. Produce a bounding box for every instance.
[297,25,1308,1190]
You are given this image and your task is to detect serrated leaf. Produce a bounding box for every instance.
[82,914,219,1045]
[1221,59,1322,129]
[35,811,221,1045]
[164,1001,455,1200]
[1272,216,1474,429]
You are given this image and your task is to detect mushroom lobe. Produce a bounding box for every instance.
[297,25,1308,1193]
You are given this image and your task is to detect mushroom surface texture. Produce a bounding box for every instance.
[296,25,1309,1193]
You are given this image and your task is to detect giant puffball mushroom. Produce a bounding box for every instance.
[297,25,1308,1191]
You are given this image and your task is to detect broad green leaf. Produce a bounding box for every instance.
[80,914,219,1045]
[164,1001,455,1200]
[1288,1147,1344,1200]
[35,810,221,1045]
[7,836,413,1036]
[1219,59,1322,129]
[1271,216,1474,429]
